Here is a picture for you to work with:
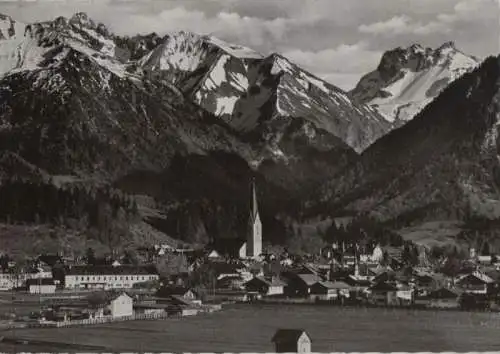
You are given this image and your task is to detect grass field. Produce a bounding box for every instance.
[2,304,500,352]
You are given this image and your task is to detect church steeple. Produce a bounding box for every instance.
[246,177,262,259]
[250,177,259,221]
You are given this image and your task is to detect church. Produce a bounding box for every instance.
[207,178,263,260]
[246,178,262,259]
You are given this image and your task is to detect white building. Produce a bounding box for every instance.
[0,272,17,290]
[246,179,262,259]
[64,265,159,290]
[0,267,53,291]
[27,278,56,294]
[108,292,134,317]
[371,244,384,263]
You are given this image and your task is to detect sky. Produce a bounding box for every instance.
[1,0,499,90]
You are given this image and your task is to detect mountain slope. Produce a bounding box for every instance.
[320,56,500,228]
[0,12,364,247]
[137,32,391,152]
[350,42,479,124]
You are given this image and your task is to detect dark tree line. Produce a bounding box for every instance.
[0,178,139,230]
[324,214,405,251]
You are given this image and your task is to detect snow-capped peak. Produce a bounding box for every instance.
[138,31,208,73]
[437,41,456,51]
[138,31,264,74]
[204,35,263,59]
[350,42,480,123]
[69,12,96,29]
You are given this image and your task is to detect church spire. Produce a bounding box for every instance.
[246,176,262,259]
[251,177,258,220]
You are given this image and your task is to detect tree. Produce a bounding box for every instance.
[481,241,491,256]
[86,247,96,266]
[122,250,139,265]
[187,263,218,295]
[286,228,325,256]
[410,246,420,266]
[155,254,188,278]
[440,257,461,277]
[380,250,390,266]
[491,254,498,265]
[402,244,412,265]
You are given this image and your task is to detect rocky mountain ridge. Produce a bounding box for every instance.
[350,42,479,124]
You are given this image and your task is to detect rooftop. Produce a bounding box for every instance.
[272,329,309,343]
[26,278,55,286]
[369,281,398,292]
[66,265,158,276]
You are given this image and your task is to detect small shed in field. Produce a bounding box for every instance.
[272,329,311,353]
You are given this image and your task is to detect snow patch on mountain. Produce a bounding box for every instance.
[68,41,126,78]
[139,31,207,72]
[0,17,27,76]
[80,26,115,57]
[229,71,248,92]
[271,54,294,75]
[215,96,239,115]
[206,36,263,59]
[351,42,479,123]
[206,54,229,89]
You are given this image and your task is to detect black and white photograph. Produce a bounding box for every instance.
[0,0,499,352]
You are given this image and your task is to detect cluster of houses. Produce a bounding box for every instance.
[196,242,500,310]
[29,285,215,324]
[2,181,500,315]
[0,256,160,294]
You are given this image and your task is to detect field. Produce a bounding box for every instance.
[2,304,500,352]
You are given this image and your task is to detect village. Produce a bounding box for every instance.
[1,181,500,331]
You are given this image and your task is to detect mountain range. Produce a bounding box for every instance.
[0,12,496,252]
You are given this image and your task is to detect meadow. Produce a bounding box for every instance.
[2,304,500,352]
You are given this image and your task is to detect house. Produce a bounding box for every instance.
[384,247,404,268]
[477,255,492,265]
[217,274,245,290]
[395,284,414,305]
[207,239,247,260]
[134,303,168,315]
[414,273,437,290]
[245,276,286,296]
[211,261,247,282]
[64,265,159,290]
[209,289,250,302]
[271,329,311,353]
[427,288,461,309]
[455,272,495,295]
[371,244,384,263]
[345,276,371,294]
[26,278,56,294]
[0,271,16,290]
[207,250,222,259]
[157,287,199,301]
[0,265,53,290]
[368,282,398,306]
[351,263,376,282]
[283,273,322,297]
[52,291,134,319]
[342,255,357,267]
[310,281,351,300]
[107,292,134,317]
